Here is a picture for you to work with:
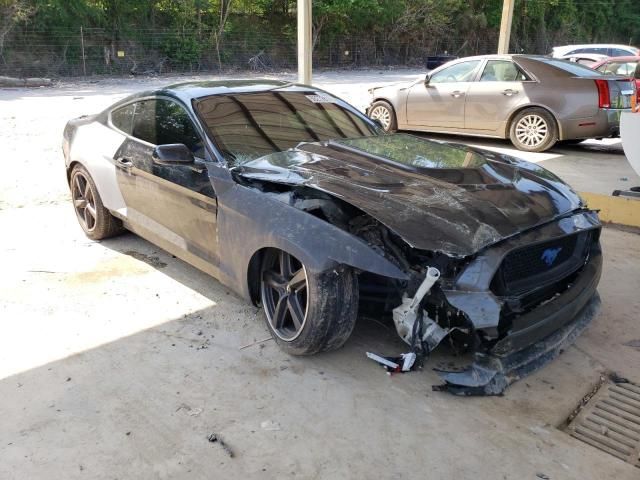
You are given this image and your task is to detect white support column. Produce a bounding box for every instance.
[297,0,312,84]
[497,0,515,54]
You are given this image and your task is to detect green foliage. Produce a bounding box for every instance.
[160,33,203,66]
[1,0,639,75]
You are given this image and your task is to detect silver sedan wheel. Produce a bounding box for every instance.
[515,114,549,148]
[369,105,392,130]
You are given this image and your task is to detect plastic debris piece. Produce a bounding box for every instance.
[366,352,399,370]
[366,351,417,374]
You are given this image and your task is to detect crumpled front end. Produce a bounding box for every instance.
[391,210,602,395]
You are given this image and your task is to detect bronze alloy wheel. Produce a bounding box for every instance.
[260,249,309,341]
[71,169,98,234]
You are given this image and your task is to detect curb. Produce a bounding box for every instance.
[580,191,640,228]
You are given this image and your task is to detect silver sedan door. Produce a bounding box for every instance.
[406,59,482,129]
[465,59,531,133]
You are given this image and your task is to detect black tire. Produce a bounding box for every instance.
[368,100,397,132]
[69,164,124,240]
[260,248,359,355]
[509,107,558,152]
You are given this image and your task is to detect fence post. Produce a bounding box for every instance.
[80,26,87,77]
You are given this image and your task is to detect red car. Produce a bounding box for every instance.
[592,56,640,109]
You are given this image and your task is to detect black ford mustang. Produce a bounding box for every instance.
[63,80,602,395]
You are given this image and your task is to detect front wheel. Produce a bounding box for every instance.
[260,249,358,355]
[509,108,558,152]
[369,101,397,132]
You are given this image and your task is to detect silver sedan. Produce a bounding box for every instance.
[367,55,637,152]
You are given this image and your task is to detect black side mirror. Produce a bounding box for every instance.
[424,74,432,86]
[152,144,194,165]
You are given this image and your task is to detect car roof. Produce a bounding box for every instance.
[121,79,314,106]
[443,54,549,62]
[554,44,637,50]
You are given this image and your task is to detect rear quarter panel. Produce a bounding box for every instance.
[67,119,127,214]
[511,59,600,138]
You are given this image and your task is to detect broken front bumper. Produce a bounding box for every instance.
[434,292,601,396]
[435,213,603,395]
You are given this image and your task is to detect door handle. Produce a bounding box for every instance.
[115,157,133,168]
[502,89,518,96]
[450,90,464,98]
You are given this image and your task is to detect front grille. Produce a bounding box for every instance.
[502,235,577,285]
[492,232,591,296]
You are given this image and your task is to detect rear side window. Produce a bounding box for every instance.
[480,60,529,81]
[535,57,600,77]
[110,104,135,134]
[130,99,205,157]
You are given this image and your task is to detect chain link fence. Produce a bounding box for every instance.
[0,27,499,78]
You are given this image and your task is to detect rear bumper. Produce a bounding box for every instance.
[561,109,629,140]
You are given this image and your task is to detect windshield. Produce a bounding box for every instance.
[195,91,379,163]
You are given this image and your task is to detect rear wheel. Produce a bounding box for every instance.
[509,108,558,152]
[260,248,358,355]
[70,165,123,240]
[369,101,397,132]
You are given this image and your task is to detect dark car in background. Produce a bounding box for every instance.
[64,80,603,395]
[368,54,637,152]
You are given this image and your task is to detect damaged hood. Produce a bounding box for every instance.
[235,134,583,257]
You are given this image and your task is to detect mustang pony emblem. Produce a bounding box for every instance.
[541,247,563,266]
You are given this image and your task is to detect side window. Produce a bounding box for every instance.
[616,62,636,76]
[480,60,529,82]
[131,100,156,144]
[596,63,614,75]
[130,99,205,158]
[610,48,632,57]
[111,104,135,135]
[430,60,481,84]
[155,99,205,158]
[599,62,638,76]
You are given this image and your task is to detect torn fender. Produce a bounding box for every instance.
[208,169,408,301]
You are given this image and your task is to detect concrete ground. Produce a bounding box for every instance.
[1,71,639,479]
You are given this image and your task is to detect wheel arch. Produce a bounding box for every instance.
[505,104,563,140]
[247,247,268,305]
[371,97,397,114]
[213,183,409,306]
[67,160,82,184]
